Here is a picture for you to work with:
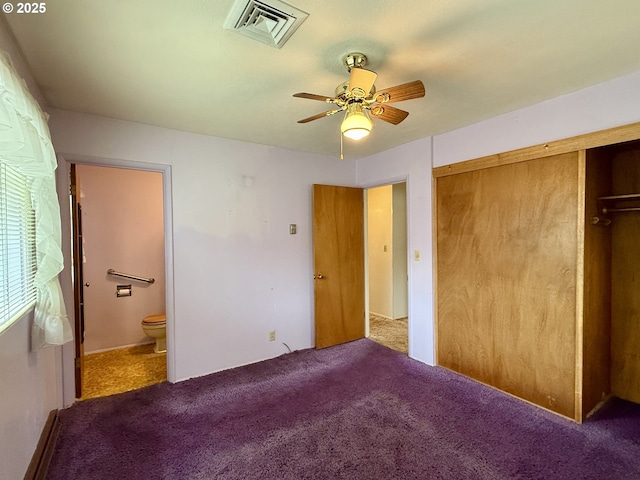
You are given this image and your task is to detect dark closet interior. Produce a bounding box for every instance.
[587,139,640,406]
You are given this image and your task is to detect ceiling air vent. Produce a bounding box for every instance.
[224,0,309,49]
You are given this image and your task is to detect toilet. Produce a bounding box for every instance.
[141,313,166,353]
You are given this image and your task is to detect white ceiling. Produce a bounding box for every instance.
[5,0,640,159]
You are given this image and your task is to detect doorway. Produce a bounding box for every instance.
[366,183,409,354]
[71,164,167,399]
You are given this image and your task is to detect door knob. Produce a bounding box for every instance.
[316,273,324,279]
[84,282,90,287]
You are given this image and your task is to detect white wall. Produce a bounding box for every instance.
[0,313,60,479]
[0,17,63,480]
[392,183,408,319]
[0,17,45,109]
[77,165,165,352]
[367,185,393,318]
[49,109,356,386]
[356,137,434,365]
[434,69,640,166]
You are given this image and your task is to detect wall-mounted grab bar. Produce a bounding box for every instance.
[107,269,155,284]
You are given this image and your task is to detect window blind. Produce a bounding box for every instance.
[0,162,37,332]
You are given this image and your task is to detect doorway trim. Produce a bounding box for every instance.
[57,154,175,405]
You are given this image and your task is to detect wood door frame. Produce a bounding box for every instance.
[70,164,84,398]
[433,122,640,179]
[57,154,176,404]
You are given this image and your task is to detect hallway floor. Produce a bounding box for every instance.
[369,314,408,354]
[80,343,167,400]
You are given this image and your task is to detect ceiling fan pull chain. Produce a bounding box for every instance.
[340,132,344,160]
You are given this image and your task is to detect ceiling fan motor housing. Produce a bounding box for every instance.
[343,52,368,71]
[335,81,376,100]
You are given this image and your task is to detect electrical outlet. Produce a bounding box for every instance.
[269,330,276,341]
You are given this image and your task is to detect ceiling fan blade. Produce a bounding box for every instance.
[349,68,377,96]
[297,109,342,124]
[293,92,334,102]
[369,104,409,125]
[375,80,425,103]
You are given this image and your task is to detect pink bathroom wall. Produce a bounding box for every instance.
[77,164,165,353]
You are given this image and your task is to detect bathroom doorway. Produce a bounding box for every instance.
[366,183,409,354]
[71,164,167,399]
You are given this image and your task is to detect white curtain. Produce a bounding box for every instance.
[0,51,72,348]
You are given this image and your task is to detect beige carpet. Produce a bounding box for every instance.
[369,314,408,354]
[80,343,167,400]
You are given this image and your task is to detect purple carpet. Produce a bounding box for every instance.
[47,339,640,479]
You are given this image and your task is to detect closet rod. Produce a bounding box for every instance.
[597,193,640,201]
[602,207,640,214]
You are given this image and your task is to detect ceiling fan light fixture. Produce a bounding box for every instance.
[341,103,372,140]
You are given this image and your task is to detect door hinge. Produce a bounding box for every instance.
[70,184,77,196]
[75,357,81,368]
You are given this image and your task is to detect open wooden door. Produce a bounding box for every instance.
[70,164,85,398]
[313,184,365,349]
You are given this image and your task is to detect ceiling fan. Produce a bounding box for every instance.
[293,52,425,142]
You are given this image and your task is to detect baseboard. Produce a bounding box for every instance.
[24,409,60,480]
[585,394,614,419]
[85,341,155,355]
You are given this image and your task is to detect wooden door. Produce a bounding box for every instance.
[436,153,581,419]
[70,165,85,398]
[313,184,365,349]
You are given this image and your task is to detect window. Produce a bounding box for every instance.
[0,162,37,332]
[1,51,72,347]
